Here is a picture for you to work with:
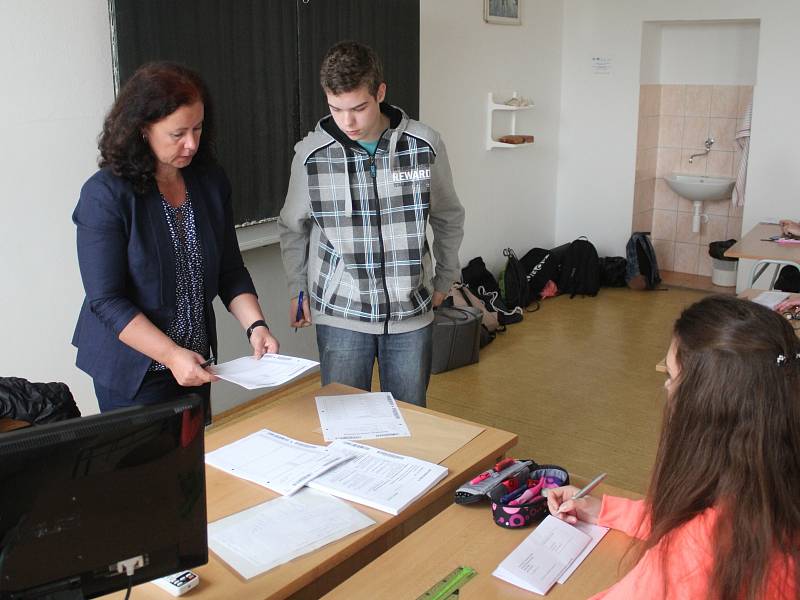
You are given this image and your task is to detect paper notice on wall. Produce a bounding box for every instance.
[591,56,612,76]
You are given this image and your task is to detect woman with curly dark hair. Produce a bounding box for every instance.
[548,295,800,599]
[73,61,279,417]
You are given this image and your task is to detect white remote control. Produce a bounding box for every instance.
[150,571,200,596]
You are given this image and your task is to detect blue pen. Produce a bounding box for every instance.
[294,291,304,332]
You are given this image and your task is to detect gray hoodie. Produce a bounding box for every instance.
[278,104,464,335]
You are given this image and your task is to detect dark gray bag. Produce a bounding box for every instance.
[431,306,482,374]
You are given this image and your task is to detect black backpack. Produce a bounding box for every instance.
[502,248,532,309]
[520,247,560,299]
[557,238,601,298]
[625,232,662,290]
[599,257,628,287]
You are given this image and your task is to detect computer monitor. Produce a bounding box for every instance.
[0,396,207,599]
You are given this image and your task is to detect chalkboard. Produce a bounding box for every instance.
[110,0,420,228]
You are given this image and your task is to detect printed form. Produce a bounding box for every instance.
[307,439,448,515]
[211,353,318,389]
[493,515,593,595]
[208,488,375,579]
[315,392,411,441]
[205,429,350,495]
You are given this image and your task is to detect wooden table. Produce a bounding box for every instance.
[104,383,517,600]
[323,479,641,600]
[724,223,800,288]
[0,418,30,433]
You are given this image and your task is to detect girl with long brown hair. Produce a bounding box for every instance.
[548,295,800,599]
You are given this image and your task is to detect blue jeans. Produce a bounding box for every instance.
[94,370,212,423]
[316,324,433,407]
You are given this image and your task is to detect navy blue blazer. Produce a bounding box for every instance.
[72,164,256,399]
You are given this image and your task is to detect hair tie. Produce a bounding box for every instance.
[776,353,800,366]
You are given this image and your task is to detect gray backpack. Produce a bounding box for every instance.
[625,232,662,290]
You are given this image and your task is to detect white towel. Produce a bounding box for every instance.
[732,100,752,207]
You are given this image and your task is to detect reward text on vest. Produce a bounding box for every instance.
[392,168,431,183]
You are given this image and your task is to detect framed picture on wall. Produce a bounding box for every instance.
[484,0,521,25]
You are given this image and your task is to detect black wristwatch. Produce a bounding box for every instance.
[246,319,269,340]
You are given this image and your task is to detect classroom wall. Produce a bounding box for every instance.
[555,0,800,270]
[0,0,113,417]
[657,21,760,86]
[419,0,564,274]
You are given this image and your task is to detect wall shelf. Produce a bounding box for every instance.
[486,92,535,150]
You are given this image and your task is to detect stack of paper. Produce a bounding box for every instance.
[315,392,411,441]
[751,290,790,309]
[211,353,318,389]
[493,515,608,595]
[208,489,375,579]
[307,440,448,515]
[205,429,350,495]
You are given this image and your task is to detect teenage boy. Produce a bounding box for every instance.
[278,41,464,407]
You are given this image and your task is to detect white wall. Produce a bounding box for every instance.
[556,0,800,265]
[641,21,760,85]
[1,0,113,416]
[420,0,564,273]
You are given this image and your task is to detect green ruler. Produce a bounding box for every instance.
[416,566,477,600]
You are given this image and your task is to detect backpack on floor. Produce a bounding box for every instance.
[599,256,628,287]
[502,248,532,310]
[625,232,662,290]
[557,237,601,298]
[520,247,560,299]
[461,257,522,325]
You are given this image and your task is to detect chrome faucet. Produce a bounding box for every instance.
[689,137,715,163]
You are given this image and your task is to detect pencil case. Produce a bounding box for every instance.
[453,458,534,505]
[488,464,570,529]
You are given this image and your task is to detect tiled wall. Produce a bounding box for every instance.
[632,84,752,276]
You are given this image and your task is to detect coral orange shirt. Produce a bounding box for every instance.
[590,496,796,600]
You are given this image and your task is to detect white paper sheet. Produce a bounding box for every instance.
[556,521,609,583]
[315,392,411,442]
[205,429,350,495]
[493,515,591,595]
[307,440,448,515]
[752,290,790,309]
[208,488,375,579]
[211,353,318,389]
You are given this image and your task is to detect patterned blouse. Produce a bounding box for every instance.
[149,192,209,371]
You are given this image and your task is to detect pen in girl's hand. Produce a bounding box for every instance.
[200,357,214,369]
[556,472,607,513]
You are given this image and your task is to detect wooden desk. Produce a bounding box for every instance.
[725,223,800,288]
[0,418,30,433]
[323,480,641,600]
[105,383,517,600]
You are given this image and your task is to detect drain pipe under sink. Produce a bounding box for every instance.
[692,201,708,233]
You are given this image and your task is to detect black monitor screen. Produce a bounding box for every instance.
[0,397,207,599]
